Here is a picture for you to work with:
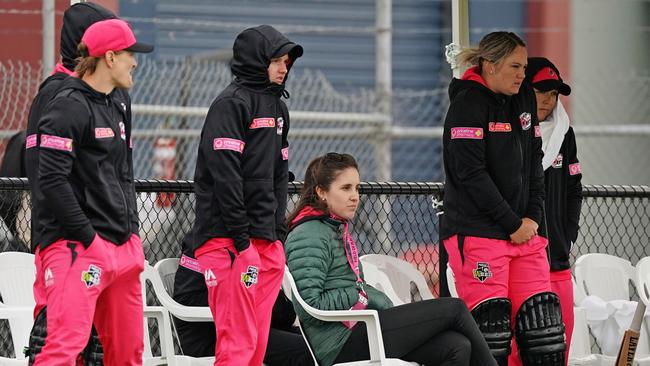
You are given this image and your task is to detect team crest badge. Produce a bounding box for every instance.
[519,112,532,130]
[119,122,126,140]
[241,266,259,288]
[552,153,563,168]
[276,117,284,135]
[473,262,493,283]
[81,265,102,288]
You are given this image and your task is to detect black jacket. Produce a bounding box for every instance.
[31,77,138,249]
[540,127,582,270]
[24,2,116,251]
[191,25,302,253]
[441,68,545,240]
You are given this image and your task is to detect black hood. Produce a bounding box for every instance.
[448,67,508,105]
[60,2,116,71]
[58,76,120,103]
[231,25,303,92]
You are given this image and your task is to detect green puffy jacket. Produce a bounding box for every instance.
[285,216,393,366]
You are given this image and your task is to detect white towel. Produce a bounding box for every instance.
[539,99,571,171]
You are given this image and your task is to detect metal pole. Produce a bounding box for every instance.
[451,0,470,78]
[42,0,55,79]
[375,0,392,182]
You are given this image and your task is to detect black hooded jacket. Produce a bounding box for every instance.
[441,68,545,240]
[191,25,303,253]
[24,2,117,251]
[541,128,582,270]
[31,77,138,249]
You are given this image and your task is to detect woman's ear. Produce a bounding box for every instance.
[315,185,326,202]
[105,51,116,67]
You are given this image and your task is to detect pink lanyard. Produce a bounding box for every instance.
[341,221,365,293]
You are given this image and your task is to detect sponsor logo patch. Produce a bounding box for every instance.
[25,134,37,149]
[213,138,245,153]
[241,266,258,288]
[129,137,133,149]
[40,134,73,152]
[204,269,217,287]
[520,112,532,130]
[451,127,483,140]
[552,153,563,169]
[534,125,542,137]
[282,147,289,161]
[473,262,493,283]
[44,267,54,287]
[569,162,582,176]
[249,118,275,129]
[179,254,202,273]
[81,265,101,288]
[488,122,512,133]
[119,122,126,140]
[95,127,115,139]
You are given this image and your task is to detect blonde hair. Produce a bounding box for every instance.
[457,31,526,73]
[74,42,100,78]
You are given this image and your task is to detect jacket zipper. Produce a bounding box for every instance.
[108,95,131,234]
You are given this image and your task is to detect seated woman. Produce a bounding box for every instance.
[284,153,498,366]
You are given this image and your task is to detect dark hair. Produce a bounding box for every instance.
[74,42,100,78]
[457,31,526,73]
[287,152,359,225]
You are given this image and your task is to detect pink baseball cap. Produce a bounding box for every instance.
[81,19,153,57]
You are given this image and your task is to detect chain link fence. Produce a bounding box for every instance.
[0,178,648,357]
[1,59,649,185]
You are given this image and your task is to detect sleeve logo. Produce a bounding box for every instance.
[25,134,37,149]
[534,125,542,137]
[213,138,245,153]
[249,117,275,129]
[281,147,289,161]
[569,162,581,176]
[40,134,73,152]
[451,127,483,140]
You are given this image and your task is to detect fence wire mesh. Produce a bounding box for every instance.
[0,179,648,357]
[1,59,648,185]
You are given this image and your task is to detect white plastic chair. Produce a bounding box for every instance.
[0,252,35,365]
[283,265,415,366]
[359,254,434,304]
[360,260,407,306]
[141,261,214,366]
[446,264,458,298]
[575,254,650,364]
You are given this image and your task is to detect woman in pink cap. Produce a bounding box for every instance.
[28,18,152,366]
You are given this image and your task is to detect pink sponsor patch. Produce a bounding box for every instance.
[179,254,202,273]
[25,134,37,149]
[213,138,245,153]
[40,134,73,152]
[451,127,483,140]
[95,127,115,139]
[534,125,542,137]
[488,122,511,132]
[129,137,133,149]
[249,118,275,129]
[281,147,289,161]
[569,163,581,176]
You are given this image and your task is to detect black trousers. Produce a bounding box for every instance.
[334,298,497,366]
[174,292,314,366]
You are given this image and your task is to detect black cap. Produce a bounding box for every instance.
[525,57,571,96]
[272,42,304,61]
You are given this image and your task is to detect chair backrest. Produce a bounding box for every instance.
[637,257,650,307]
[0,252,36,359]
[155,258,180,297]
[574,253,636,301]
[446,264,458,298]
[360,260,406,306]
[360,254,434,303]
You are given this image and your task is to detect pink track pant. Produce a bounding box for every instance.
[196,238,285,366]
[32,234,145,366]
[444,234,554,365]
[551,269,574,365]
